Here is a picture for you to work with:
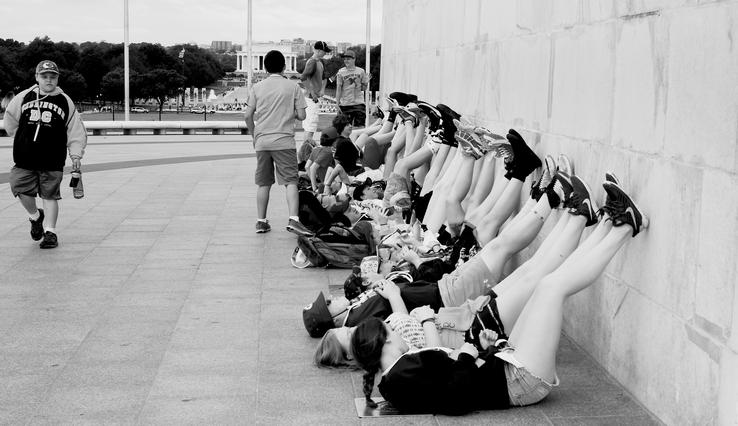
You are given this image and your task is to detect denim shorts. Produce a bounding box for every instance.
[501,348,559,406]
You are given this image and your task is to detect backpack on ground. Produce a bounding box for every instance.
[293,221,375,269]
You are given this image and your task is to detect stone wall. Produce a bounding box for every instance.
[380,1,738,424]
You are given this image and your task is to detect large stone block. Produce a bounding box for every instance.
[498,34,552,132]
[478,0,518,41]
[550,23,616,141]
[607,289,719,425]
[696,169,738,342]
[719,349,738,425]
[612,16,668,154]
[615,157,701,319]
[615,0,696,17]
[664,4,738,171]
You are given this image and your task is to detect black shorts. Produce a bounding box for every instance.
[339,104,366,127]
[9,166,63,200]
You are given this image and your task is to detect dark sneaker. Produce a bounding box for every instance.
[568,175,599,226]
[605,171,620,185]
[30,208,45,241]
[255,220,271,234]
[602,182,648,237]
[505,129,542,181]
[286,219,314,237]
[415,101,443,131]
[547,171,574,209]
[388,92,417,107]
[39,231,58,249]
[597,172,621,219]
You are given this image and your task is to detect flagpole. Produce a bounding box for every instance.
[365,0,371,127]
[247,0,253,89]
[124,0,130,121]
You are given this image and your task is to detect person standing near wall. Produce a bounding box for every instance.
[335,49,370,128]
[244,50,312,237]
[3,60,87,249]
[300,41,331,147]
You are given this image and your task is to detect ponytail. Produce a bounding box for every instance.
[350,318,388,409]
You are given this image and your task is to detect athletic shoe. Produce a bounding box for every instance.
[605,171,620,185]
[29,208,45,241]
[397,107,419,127]
[255,220,271,234]
[455,131,485,159]
[388,92,417,107]
[547,171,574,209]
[416,101,443,131]
[39,231,58,249]
[568,175,599,226]
[505,129,542,181]
[557,154,574,176]
[531,155,555,201]
[286,219,314,237]
[602,182,649,237]
[597,172,621,219]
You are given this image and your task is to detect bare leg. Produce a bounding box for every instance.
[509,224,632,382]
[17,194,39,215]
[464,153,496,214]
[466,159,508,225]
[477,197,553,284]
[474,178,525,245]
[257,185,271,219]
[41,198,59,229]
[445,155,477,230]
[395,145,433,181]
[383,124,408,179]
[419,144,451,196]
[422,149,467,232]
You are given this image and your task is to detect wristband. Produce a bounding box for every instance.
[421,318,434,326]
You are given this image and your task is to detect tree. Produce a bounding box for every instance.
[61,70,87,102]
[100,67,125,104]
[137,69,185,119]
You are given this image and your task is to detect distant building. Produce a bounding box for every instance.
[236,42,299,77]
[336,42,351,54]
[211,40,233,51]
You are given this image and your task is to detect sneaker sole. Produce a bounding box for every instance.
[571,175,599,222]
[285,226,313,237]
[605,171,620,185]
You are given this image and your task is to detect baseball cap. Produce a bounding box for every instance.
[314,41,331,52]
[320,126,339,146]
[36,60,59,75]
[340,50,356,59]
[302,292,334,337]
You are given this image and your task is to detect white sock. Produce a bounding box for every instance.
[44,227,56,234]
[29,211,40,221]
[257,218,268,223]
[289,216,300,222]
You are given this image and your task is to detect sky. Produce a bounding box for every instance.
[0,0,383,47]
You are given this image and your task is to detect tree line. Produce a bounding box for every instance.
[0,36,230,112]
[0,36,382,113]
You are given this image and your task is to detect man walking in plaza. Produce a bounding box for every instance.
[335,49,370,128]
[300,41,331,147]
[244,50,313,236]
[3,60,87,249]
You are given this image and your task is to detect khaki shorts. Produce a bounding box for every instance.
[303,97,319,133]
[9,167,63,200]
[437,256,495,308]
[255,149,299,186]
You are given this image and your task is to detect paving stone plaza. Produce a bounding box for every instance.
[0,134,662,424]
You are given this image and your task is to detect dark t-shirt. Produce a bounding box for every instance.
[343,281,444,327]
[333,136,362,174]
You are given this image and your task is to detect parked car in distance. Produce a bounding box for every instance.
[131,106,149,113]
[100,106,112,112]
[190,107,205,114]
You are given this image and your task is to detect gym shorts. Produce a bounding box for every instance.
[501,347,559,406]
[255,149,299,186]
[303,96,319,133]
[9,166,63,200]
[437,256,495,307]
[339,104,366,127]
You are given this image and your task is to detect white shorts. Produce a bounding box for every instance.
[303,96,319,133]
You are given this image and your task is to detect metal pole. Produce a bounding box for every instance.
[365,0,371,127]
[247,0,253,89]
[124,0,130,121]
